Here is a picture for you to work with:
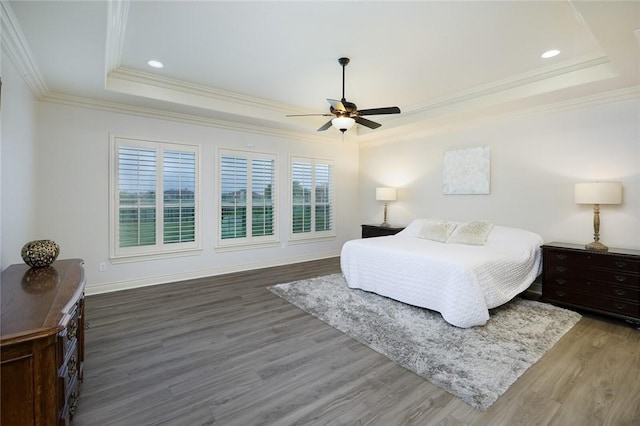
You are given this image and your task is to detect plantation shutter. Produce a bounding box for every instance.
[118,146,157,248]
[290,157,334,238]
[220,156,248,239]
[292,161,312,234]
[251,158,275,237]
[163,150,196,244]
[111,137,200,260]
[218,150,278,246]
[314,163,333,232]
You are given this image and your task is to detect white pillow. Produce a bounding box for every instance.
[417,220,457,243]
[447,221,493,245]
[397,219,426,237]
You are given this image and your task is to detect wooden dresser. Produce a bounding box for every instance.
[361,224,405,238]
[1,259,86,426]
[541,242,640,325]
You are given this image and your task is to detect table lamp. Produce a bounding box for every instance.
[376,187,397,227]
[575,182,622,251]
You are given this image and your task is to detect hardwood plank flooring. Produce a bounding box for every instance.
[73,257,640,425]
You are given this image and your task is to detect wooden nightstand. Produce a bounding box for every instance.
[541,242,640,326]
[361,224,405,238]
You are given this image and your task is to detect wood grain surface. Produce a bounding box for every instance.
[72,257,640,425]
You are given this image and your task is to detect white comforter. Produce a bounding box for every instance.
[340,224,543,328]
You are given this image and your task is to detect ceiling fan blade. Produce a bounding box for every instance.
[286,113,333,117]
[317,120,333,131]
[357,106,401,116]
[355,116,382,129]
[327,99,346,112]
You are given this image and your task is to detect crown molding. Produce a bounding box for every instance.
[0,0,48,98]
[104,0,129,74]
[356,54,619,143]
[39,91,343,145]
[40,84,638,152]
[359,85,640,148]
[107,67,313,116]
[404,54,614,115]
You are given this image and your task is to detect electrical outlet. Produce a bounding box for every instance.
[99,262,107,272]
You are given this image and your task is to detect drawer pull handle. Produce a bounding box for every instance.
[556,266,567,273]
[67,357,77,378]
[614,275,627,282]
[68,321,78,340]
[614,289,626,296]
[555,290,566,297]
[555,278,566,285]
[556,254,567,260]
[614,303,626,310]
[69,391,79,416]
[614,261,627,268]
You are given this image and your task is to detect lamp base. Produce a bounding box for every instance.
[585,240,609,251]
[379,221,391,228]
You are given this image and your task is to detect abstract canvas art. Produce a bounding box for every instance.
[443,146,491,194]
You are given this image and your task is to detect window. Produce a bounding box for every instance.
[110,137,200,260]
[290,156,334,240]
[219,150,277,247]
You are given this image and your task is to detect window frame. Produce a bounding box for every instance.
[217,148,279,250]
[289,155,336,242]
[109,136,201,262]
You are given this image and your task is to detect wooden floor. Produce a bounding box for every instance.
[73,257,640,426]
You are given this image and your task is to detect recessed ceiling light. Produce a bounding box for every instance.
[541,49,560,59]
[147,60,164,69]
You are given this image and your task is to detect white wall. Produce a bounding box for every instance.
[1,52,39,270]
[35,102,359,293]
[360,99,640,250]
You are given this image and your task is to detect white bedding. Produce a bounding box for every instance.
[340,221,543,328]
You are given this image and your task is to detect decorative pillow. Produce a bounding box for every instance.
[447,221,494,245]
[417,220,457,243]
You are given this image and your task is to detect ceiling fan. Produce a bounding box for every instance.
[287,57,401,133]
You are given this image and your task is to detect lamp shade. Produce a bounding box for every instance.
[376,187,397,201]
[331,116,355,132]
[575,182,622,205]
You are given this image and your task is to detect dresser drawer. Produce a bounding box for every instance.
[545,287,639,317]
[60,375,80,422]
[546,250,640,274]
[545,277,640,302]
[58,339,79,389]
[58,303,80,357]
[546,265,639,287]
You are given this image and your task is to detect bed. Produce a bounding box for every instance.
[340,219,544,328]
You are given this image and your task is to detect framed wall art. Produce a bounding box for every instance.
[442,146,491,195]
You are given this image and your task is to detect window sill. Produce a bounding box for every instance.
[110,248,202,264]
[288,235,336,245]
[215,241,280,253]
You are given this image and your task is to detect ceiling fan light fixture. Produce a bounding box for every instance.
[331,116,356,132]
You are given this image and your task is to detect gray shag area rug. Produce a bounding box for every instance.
[269,273,581,410]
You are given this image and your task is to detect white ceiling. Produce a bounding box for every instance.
[4,1,640,143]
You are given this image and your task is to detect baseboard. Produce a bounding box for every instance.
[85,251,341,296]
